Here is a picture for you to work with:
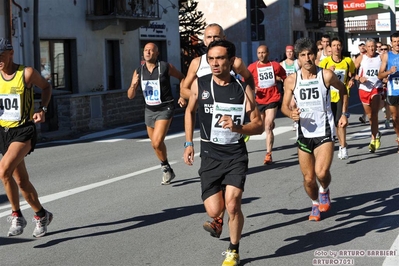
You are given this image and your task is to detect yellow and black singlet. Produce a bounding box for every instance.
[0,65,34,128]
[319,56,355,103]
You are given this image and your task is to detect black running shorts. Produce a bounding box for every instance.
[386,95,399,106]
[198,155,248,201]
[331,99,343,127]
[0,121,37,155]
[297,136,333,154]
[257,102,279,113]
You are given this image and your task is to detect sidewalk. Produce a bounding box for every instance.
[38,129,74,143]
[37,106,186,143]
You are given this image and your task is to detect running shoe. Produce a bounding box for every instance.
[203,218,223,238]
[243,135,250,142]
[161,165,175,185]
[338,146,348,160]
[7,213,27,237]
[359,115,366,124]
[263,152,272,165]
[222,249,240,266]
[337,146,342,159]
[369,140,376,153]
[32,210,53,238]
[309,204,321,221]
[375,132,381,150]
[319,190,331,212]
[385,119,390,129]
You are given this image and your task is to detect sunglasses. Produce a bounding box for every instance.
[381,48,388,51]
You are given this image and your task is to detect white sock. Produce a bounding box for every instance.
[312,200,319,205]
[319,186,329,193]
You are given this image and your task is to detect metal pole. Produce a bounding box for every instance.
[33,0,40,71]
[246,0,252,64]
[5,0,11,40]
[337,0,346,53]
[389,0,396,35]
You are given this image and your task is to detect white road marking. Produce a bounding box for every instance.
[249,126,293,140]
[137,131,195,142]
[382,233,399,265]
[94,130,148,143]
[0,160,176,217]
[135,126,294,143]
[347,125,389,141]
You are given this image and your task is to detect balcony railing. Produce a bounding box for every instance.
[346,20,376,32]
[86,0,160,31]
[328,19,376,32]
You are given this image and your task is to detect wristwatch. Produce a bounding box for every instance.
[184,141,193,148]
[39,106,48,113]
[342,112,350,118]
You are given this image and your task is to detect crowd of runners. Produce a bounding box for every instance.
[2,24,399,266]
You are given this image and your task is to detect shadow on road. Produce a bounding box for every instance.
[240,187,399,265]
[33,197,261,248]
[0,236,35,246]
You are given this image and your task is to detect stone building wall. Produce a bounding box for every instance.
[36,90,146,136]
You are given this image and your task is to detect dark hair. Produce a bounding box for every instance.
[207,40,236,59]
[390,32,399,41]
[294,37,316,57]
[331,37,343,45]
[321,34,331,40]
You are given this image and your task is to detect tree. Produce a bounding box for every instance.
[179,0,206,75]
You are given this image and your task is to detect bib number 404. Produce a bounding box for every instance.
[0,98,19,110]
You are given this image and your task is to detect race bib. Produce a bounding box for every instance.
[334,69,346,83]
[257,65,275,88]
[392,77,399,91]
[0,94,21,121]
[210,102,244,145]
[142,79,162,106]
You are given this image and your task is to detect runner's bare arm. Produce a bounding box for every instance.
[180,57,200,100]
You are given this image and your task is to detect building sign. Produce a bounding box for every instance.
[139,22,167,39]
[375,19,399,31]
[326,0,366,12]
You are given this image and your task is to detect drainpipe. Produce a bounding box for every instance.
[4,0,11,40]
[337,0,346,54]
[11,0,24,64]
[389,0,396,35]
[246,0,252,65]
[287,3,292,45]
[33,0,40,72]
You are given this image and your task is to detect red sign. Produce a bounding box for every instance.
[327,0,366,12]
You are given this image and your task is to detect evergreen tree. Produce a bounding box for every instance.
[179,0,206,74]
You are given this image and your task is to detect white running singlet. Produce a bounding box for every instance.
[358,54,382,92]
[294,68,335,138]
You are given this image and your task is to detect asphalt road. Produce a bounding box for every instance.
[0,88,398,266]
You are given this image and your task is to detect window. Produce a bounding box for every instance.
[106,40,122,90]
[293,31,304,44]
[40,39,77,93]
